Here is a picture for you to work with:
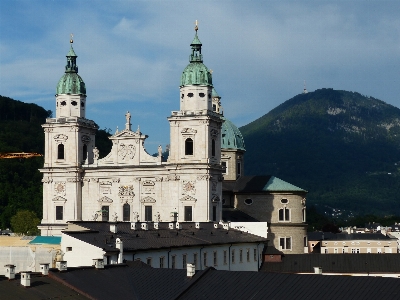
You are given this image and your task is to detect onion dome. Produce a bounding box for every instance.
[56,40,86,95]
[180,26,212,87]
[221,117,246,151]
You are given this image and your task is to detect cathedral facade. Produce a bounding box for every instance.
[39,29,224,236]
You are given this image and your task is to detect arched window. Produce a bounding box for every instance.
[123,203,130,221]
[278,207,290,222]
[211,139,216,157]
[57,144,65,159]
[83,144,87,161]
[185,138,193,155]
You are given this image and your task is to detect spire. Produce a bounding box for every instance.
[190,20,203,63]
[65,34,78,73]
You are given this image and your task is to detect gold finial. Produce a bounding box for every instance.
[70,33,74,43]
[194,20,198,32]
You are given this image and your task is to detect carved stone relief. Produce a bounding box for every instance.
[52,196,67,202]
[142,180,155,193]
[180,195,197,202]
[54,181,66,196]
[182,180,196,195]
[211,181,217,191]
[118,185,135,203]
[181,128,197,134]
[197,175,212,181]
[67,178,80,183]
[98,196,113,203]
[42,177,53,183]
[53,134,68,142]
[166,174,180,181]
[81,135,91,143]
[210,129,219,138]
[119,144,136,160]
[140,196,156,203]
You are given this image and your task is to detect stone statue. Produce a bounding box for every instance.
[93,147,99,160]
[158,145,162,157]
[125,111,131,131]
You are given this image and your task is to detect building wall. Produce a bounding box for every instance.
[321,240,397,254]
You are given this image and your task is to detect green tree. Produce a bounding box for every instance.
[10,210,40,236]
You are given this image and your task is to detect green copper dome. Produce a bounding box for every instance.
[221,117,246,151]
[56,44,86,95]
[180,32,213,87]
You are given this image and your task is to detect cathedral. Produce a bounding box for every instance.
[39,26,307,255]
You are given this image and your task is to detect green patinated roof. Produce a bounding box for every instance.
[221,117,246,151]
[180,32,213,87]
[263,176,306,192]
[212,87,220,98]
[56,43,86,95]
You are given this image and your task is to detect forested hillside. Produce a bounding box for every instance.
[240,89,400,217]
[0,95,111,228]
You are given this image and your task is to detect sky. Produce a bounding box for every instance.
[1,0,400,154]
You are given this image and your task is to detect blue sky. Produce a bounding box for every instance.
[1,0,400,154]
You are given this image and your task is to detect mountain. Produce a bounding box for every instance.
[240,88,400,217]
[0,95,111,228]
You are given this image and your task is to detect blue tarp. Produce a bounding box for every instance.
[28,236,61,245]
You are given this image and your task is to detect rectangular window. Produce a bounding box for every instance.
[193,253,197,268]
[160,257,164,268]
[325,249,329,254]
[101,206,109,221]
[237,161,241,176]
[66,247,72,252]
[351,248,356,253]
[334,248,338,254]
[145,206,152,222]
[239,249,243,263]
[123,204,130,221]
[212,206,217,222]
[304,236,307,247]
[203,252,207,267]
[254,249,257,261]
[213,251,217,266]
[184,206,192,221]
[171,255,176,269]
[182,254,187,268]
[147,258,152,266]
[56,206,63,220]
[223,250,227,265]
[221,162,227,174]
[246,249,250,262]
[280,237,292,250]
[232,250,235,264]
[279,208,290,222]
[302,208,306,222]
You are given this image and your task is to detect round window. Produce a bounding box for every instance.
[187,93,194,98]
[280,199,288,204]
[244,198,253,205]
[199,92,205,98]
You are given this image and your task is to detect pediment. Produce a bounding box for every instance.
[52,196,67,202]
[98,196,113,203]
[180,195,197,202]
[114,130,140,138]
[141,196,156,203]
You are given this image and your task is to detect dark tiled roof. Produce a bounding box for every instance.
[308,232,394,241]
[64,221,267,252]
[0,273,88,299]
[223,176,307,193]
[222,207,259,222]
[261,254,400,274]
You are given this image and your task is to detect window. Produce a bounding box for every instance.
[279,237,292,250]
[147,258,152,266]
[187,93,194,98]
[232,250,235,264]
[203,252,207,267]
[223,250,227,265]
[278,208,290,222]
[211,139,215,157]
[302,207,306,222]
[102,206,109,221]
[56,206,63,220]
[185,138,193,155]
[239,249,243,263]
[367,248,371,253]
[123,203,130,221]
[325,249,329,254]
[184,206,192,221]
[83,144,87,161]
[244,199,253,205]
[171,256,176,269]
[334,248,338,254]
[66,247,72,252]
[342,248,346,253]
[182,254,187,268]
[253,249,257,261]
[351,248,356,253]
[237,162,241,176]
[145,206,152,222]
[212,104,216,111]
[71,100,77,106]
[213,251,217,266]
[304,236,307,247]
[57,144,65,159]
[199,93,205,98]
[221,162,227,174]
[280,198,288,204]
[212,206,217,222]
[193,253,198,268]
[246,249,250,262]
[160,257,164,268]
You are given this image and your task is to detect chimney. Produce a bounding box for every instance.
[131,222,137,230]
[313,267,322,274]
[39,263,49,275]
[141,223,148,231]
[56,261,67,271]
[92,258,105,269]
[20,272,31,287]
[187,263,195,277]
[110,223,118,233]
[5,264,16,279]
